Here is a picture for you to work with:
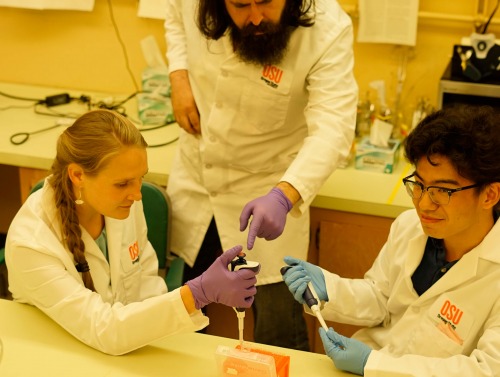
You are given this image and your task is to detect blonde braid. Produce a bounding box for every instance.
[49,168,96,291]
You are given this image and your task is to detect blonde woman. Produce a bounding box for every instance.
[6,109,258,355]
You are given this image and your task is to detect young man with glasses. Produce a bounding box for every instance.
[282,105,500,376]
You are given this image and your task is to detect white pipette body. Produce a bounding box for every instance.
[281,266,329,331]
[307,282,329,331]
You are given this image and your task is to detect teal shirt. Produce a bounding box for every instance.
[95,228,108,261]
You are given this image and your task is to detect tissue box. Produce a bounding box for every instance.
[137,93,175,125]
[355,137,400,174]
[138,66,174,125]
[142,66,171,97]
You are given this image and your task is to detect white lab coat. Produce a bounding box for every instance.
[6,181,208,355]
[314,209,500,376]
[164,0,358,284]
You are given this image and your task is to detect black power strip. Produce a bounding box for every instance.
[43,93,71,107]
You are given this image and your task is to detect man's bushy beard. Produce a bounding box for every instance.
[228,20,292,67]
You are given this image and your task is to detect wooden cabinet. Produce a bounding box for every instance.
[18,167,50,203]
[0,165,49,234]
[307,207,394,353]
[206,302,255,342]
[0,164,22,234]
[0,166,48,299]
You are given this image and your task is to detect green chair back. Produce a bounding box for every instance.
[141,181,184,290]
[140,181,170,269]
[30,179,45,195]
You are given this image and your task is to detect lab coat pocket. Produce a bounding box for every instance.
[119,252,143,302]
[240,82,290,133]
[409,310,464,357]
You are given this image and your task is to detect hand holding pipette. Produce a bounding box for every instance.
[281,256,328,302]
[280,265,328,331]
[282,259,371,374]
[186,246,257,309]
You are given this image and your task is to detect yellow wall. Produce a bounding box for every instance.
[0,0,498,116]
[0,0,165,94]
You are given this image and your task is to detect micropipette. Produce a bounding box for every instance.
[229,254,261,350]
[280,266,329,331]
[233,307,246,350]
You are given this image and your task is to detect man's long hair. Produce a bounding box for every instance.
[197,0,316,40]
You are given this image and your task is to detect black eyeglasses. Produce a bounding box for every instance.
[402,174,481,205]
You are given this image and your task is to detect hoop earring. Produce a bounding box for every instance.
[75,190,84,205]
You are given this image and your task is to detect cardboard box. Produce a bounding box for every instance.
[355,137,401,174]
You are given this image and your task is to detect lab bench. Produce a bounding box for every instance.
[0,81,413,353]
[0,298,352,377]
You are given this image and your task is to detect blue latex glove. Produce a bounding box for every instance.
[282,256,328,303]
[319,327,371,376]
[186,245,258,309]
[239,188,293,250]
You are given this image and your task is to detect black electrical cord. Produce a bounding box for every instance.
[0,90,41,102]
[482,0,499,34]
[5,86,178,146]
[94,92,179,146]
[0,88,170,122]
[147,137,179,148]
[92,91,139,114]
[9,114,178,147]
[10,123,63,145]
[107,91,139,108]
[33,103,81,119]
[137,120,179,148]
[32,94,91,118]
[137,123,171,132]
[0,103,35,111]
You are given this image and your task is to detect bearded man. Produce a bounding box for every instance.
[164,0,357,350]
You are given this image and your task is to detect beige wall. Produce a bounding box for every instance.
[0,0,498,116]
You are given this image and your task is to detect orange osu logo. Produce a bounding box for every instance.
[128,241,140,264]
[262,65,283,84]
[261,65,284,89]
[440,300,463,325]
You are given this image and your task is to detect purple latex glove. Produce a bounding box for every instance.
[186,245,258,310]
[239,188,293,250]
